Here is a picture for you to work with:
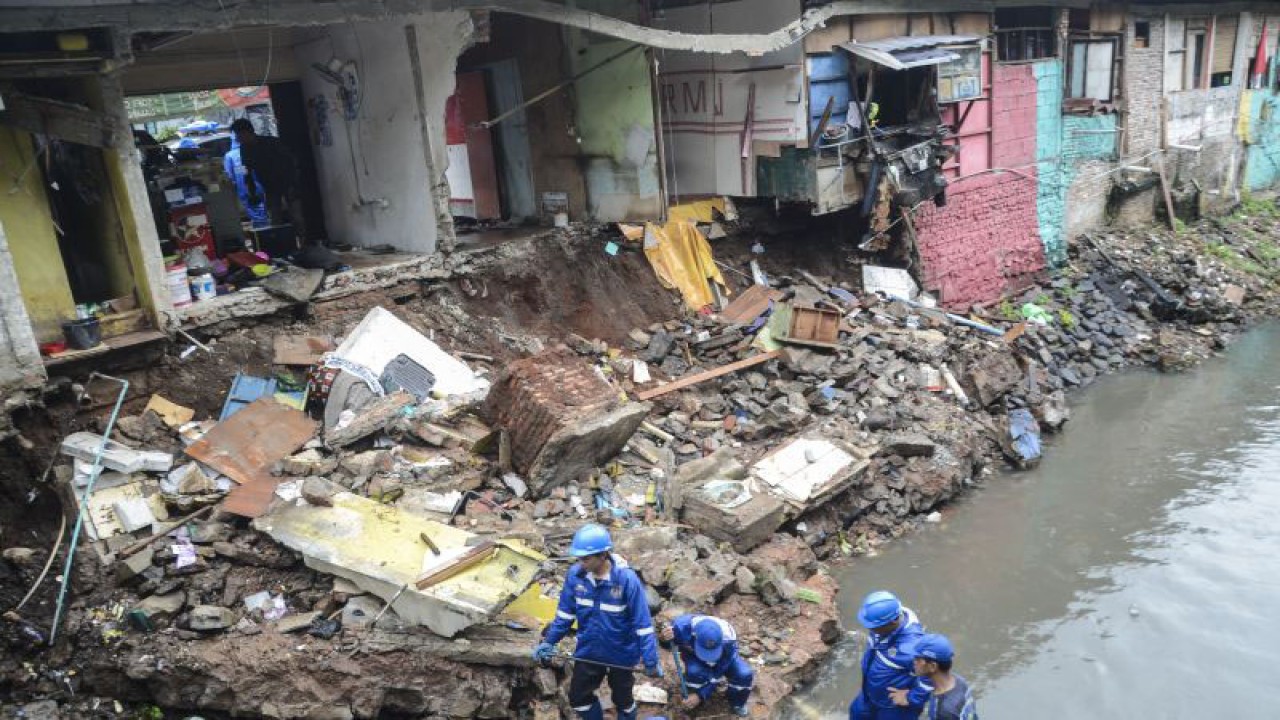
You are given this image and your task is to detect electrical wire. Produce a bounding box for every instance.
[11,510,66,613]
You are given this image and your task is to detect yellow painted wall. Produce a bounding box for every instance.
[0,127,76,343]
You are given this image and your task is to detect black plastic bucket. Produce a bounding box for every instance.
[62,318,102,350]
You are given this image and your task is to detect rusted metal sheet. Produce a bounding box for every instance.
[185,398,316,517]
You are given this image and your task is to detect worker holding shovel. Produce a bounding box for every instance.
[660,614,754,716]
[532,523,663,720]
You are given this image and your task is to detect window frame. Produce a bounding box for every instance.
[1066,36,1120,103]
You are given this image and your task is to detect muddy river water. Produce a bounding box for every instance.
[787,325,1280,718]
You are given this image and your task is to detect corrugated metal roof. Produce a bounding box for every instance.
[837,35,980,70]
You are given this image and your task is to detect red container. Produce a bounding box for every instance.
[169,204,216,260]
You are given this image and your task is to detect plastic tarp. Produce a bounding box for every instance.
[666,198,726,223]
[624,221,728,311]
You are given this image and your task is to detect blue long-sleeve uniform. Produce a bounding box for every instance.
[666,614,754,707]
[544,556,660,670]
[849,607,934,720]
[222,138,270,228]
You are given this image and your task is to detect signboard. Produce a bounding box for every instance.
[937,46,983,104]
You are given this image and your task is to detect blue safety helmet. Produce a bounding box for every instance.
[913,633,954,663]
[857,590,903,630]
[568,523,613,557]
[692,619,725,664]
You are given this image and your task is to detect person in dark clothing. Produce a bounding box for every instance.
[230,118,304,238]
[891,634,978,720]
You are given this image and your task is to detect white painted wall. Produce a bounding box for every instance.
[295,12,473,253]
[653,0,808,198]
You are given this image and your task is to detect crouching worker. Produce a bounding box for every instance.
[532,524,663,720]
[659,614,753,716]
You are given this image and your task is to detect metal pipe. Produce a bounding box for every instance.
[553,651,641,672]
[50,372,129,644]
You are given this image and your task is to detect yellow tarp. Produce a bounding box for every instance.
[636,220,727,311]
[666,198,726,223]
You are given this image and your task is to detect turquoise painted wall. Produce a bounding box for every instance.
[1031,58,1119,266]
[1244,91,1280,192]
[1033,61,1067,265]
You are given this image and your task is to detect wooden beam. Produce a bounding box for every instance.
[636,350,781,401]
[0,90,118,148]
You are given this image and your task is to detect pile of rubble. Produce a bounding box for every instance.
[3,203,1279,719]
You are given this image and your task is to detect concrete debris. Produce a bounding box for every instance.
[12,205,1274,719]
[189,605,239,632]
[61,432,173,474]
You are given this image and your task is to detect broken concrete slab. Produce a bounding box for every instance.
[276,610,321,634]
[115,547,154,582]
[260,267,325,303]
[678,449,785,554]
[482,351,650,495]
[132,591,186,627]
[60,432,173,474]
[325,391,416,448]
[880,433,937,458]
[253,492,543,638]
[189,605,238,632]
[751,437,870,506]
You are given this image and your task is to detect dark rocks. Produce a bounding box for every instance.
[880,433,937,458]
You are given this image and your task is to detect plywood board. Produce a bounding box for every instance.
[273,335,335,366]
[719,284,782,325]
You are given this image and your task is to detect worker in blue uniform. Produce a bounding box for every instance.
[659,613,753,716]
[848,590,933,720]
[896,634,979,720]
[222,134,270,228]
[532,524,663,720]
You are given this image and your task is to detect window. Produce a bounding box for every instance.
[994,6,1057,62]
[1211,15,1239,86]
[1068,39,1117,101]
[1135,22,1150,48]
[1184,17,1210,89]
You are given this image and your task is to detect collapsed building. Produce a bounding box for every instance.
[2,0,1280,718]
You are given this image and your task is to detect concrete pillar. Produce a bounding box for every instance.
[99,72,175,333]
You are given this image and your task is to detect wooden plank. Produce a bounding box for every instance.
[273,334,335,366]
[719,284,781,325]
[415,541,498,589]
[636,350,782,401]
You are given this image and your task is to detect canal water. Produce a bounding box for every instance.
[787,325,1280,719]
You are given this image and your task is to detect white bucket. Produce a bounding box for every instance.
[167,262,192,307]
[190,273,216,302]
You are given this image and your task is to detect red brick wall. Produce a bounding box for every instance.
[913,63,1046,308]
[481,351,616,474]
[913,170,1045,308]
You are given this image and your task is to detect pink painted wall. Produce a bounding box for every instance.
[941,54,993,176]
[914,62,1046,308]
[913,171,1045,307]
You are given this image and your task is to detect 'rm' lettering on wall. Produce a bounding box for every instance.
[661,79,724,117]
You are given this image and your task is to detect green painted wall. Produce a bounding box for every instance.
[0,127,76,344]
[566,4,662,221]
